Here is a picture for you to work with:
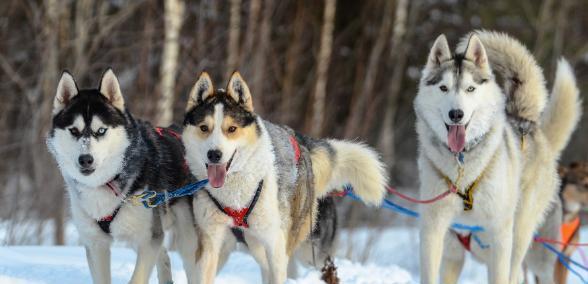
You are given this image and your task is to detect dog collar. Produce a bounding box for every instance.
[205,180,264,228]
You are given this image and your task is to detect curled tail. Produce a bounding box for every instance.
[540,59,582,155]
[458,30,549,130]
[310,140,387,205]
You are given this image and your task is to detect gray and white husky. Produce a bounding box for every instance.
[181,72,388,283]
[47,70,200,284]
[415,31,581,284]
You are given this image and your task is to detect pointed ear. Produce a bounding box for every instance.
[187,72,215,111]
[464,34,490,71]
[226,72,253,112]
[99,68,125,111]
[426,34,452,69]
[53,71,79,115]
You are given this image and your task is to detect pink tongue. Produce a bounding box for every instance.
[448,125,466,153]
[207,164,227,188]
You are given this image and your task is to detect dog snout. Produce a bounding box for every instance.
[448,109,464,123]
[78,154,94,168]
[207,149,222,163]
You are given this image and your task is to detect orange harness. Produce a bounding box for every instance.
[561,216,581,247]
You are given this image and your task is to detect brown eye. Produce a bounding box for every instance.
[466,86,476,92]
[228,126,237,133]
[199,125,209,132]
[69,128,80,136]
[440,85,448,92]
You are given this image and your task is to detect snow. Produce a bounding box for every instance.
[0,227,586,283]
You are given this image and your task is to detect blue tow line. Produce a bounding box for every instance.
[132,179,209,208]
[344,184,588,282]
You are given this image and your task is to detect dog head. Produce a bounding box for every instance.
[47,69,130,187]
[415,34,504,153]
[182,72,260,189]
[560,162,588,215]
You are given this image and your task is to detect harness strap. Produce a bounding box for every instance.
[455,232,472,251]
[205,180,264,228]
[562,216,581,248]
[97,206,121,234]
[289,135,301,164]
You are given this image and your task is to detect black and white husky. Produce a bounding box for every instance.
[181,72,388,283]
[47,70,199,284]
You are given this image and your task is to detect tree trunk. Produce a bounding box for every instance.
[156,0,185,126]
[344,1,393,138]
[226,0,242,78]
[250,0,274,113]
[308,0,336,137]
[279,1,306,125]
[377,0,412,169]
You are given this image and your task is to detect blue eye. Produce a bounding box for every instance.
[439,85,448,92]
[96,127,107,136]
[466,86,476,92]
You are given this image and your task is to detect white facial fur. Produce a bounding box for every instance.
[415,34,505,148]
[182,104,242,177]
[48,116,130,187]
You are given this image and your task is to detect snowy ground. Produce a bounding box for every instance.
[0,227,587,283]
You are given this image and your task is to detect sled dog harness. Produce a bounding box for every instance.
[205,180,264,228]
[96,176,124,234]
[204,135,302,229]
[429,161,483,211]
[561,216,581,249]
[95,127,187,235]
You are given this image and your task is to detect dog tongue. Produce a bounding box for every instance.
[448,125,466,153]
[207,164,227,188]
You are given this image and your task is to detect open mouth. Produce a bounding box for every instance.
[80,168,95,176]
[445,122,469,153]
[205,151,236,188]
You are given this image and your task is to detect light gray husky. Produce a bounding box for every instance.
[415,31,581,284]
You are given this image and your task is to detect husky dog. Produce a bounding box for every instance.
[181,72,387,283]
[47,70,200,284]
[415,31,581,284]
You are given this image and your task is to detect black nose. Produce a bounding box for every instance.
[207,150,222,163]
[449,109,464,123]
[78,154,94,168]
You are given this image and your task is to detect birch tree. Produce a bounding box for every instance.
[157,0,185,126]
[308,0,336,137]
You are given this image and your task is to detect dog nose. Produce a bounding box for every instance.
[207,150,222,163]
[78,154,94,168]
[449,109,464,123]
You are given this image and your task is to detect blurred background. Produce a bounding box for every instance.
[0,0,586,246]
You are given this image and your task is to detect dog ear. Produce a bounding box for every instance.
[53,71,79,115]
[99,68,125,111]
[426,34,452,69]
[464,34,490,72]
[226,72,253,112]
[187,72,214,111]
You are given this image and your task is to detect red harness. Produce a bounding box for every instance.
[456,232,472,251]
[206,135,302,228]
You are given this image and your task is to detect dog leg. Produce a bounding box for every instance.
[129,239,164,284]
[85,242,112,284]
[420,204,454,284]
[156,249,173,284]
[261,231,288,284]
[488,223,513,284]
[441,232,466,284]
[197,225,225,284]
[171,201,199,284]
[510,204,543,284]
[245,233,270,284]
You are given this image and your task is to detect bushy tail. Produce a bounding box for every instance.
[311,140,387,205]
[540,58,582,155]
[458,30,549,124]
